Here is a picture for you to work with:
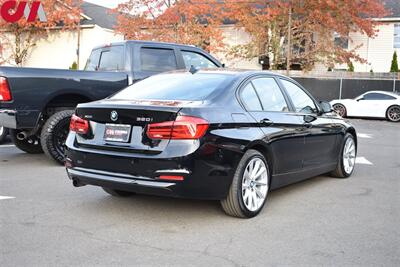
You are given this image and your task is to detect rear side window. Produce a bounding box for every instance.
[280,79,318,114]
[240,83,263,111]
[252,78,288,112]
[85,49,101,71]
[182,51,218,69]
[140,48,177,72]
[98,46,124,71]
[111,73,234,101]
[363,93,395,100]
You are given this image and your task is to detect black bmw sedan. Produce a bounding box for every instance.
[65,69,357,218]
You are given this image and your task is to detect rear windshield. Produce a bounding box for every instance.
[111,73,234,101]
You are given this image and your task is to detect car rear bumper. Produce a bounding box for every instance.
[0,109,17,128]
[65,136,241,200]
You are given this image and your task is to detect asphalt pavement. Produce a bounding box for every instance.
[0,119,399,266]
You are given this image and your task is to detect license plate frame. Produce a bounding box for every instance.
[103,124,132,143]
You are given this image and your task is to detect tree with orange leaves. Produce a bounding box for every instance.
[114,0,224,52]
[0,0,81,66]
[224,0,387,71]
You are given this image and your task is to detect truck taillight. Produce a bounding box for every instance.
[147,115,209,140]
[0,77,12,101]
[70,114,89,135]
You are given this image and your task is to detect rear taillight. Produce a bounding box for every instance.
[70,114,89,135]
[147,115,209,140]
[0,77,12,101]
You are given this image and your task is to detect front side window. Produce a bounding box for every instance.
[182,51,218,69]
[140,48,177,72]
[240,83,263,111]
[280,79,318,114]
[251,78,288,112]
[85,49,101,71]
[98,46,124,71]
[394,24,400,48]
[363,93,396,100]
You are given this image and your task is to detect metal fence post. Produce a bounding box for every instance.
[339,78,343,99]
[393,73,397,92]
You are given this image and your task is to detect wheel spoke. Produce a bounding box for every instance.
[255,188,265,200]
[254,167,266,180]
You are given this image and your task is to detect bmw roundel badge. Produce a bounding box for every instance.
[110,111,118,122]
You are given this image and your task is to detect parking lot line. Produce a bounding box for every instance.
[0,145,15,148]
[357,133,373,139]
[356,157,373,165]
[0,196,15,200]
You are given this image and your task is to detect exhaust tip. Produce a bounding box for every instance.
[72,179,85,187]
[16,132,27,141]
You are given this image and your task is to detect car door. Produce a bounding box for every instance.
[352,93,395,118]
[239,76,305,175]
[279,78,338,169]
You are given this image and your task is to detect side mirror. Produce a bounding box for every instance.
[319,101,333,114]
[221,63,226,68]
[357,98,364,102]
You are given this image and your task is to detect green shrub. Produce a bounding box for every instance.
[69,61,78,70]
[347,61,354,72]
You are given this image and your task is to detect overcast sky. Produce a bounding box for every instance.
[84,0,127,9]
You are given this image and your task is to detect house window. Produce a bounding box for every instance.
[334,32,349,49]
[394,24,400,48]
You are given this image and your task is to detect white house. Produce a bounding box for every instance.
[1,2,124,70]
[336,0,400,73]
[219,0,400,73]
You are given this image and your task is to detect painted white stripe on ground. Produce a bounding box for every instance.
[357,133,373,139]
[356,157,373,165]
[0,145,15,148]
[0,196,15,200]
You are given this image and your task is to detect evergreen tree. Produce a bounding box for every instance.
[390,51,399,72]
[347,61,354,72]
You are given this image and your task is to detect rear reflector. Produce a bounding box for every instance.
[70,114,89,135]
[0,77,12,101]
[158,175,185,181]
[147,115,209,140]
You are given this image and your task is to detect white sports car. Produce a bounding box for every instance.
[330,91,400,122]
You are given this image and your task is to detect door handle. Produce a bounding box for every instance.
[260,118,273,126]
[303,122,312,128]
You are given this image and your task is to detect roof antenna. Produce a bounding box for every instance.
[189,65,199,74]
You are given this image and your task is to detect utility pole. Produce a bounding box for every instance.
[77,20,81,70]
[286,5,292,76]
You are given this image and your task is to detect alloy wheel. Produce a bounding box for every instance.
[387,106,400,122]
[333,104,346,117]
[241,158,269,212]
[343,137,356,175]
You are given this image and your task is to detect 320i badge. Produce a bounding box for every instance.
[65,69,357,218]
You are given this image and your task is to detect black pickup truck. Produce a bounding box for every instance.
[0,40,222,163]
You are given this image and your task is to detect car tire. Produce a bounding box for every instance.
[0,126,8,144]
[330,133,357,178]
[102,187,135,197]
[221,149,270,218]
[333,104,347,117]
[9,129,43,154]
[41,110,75,165]
[386,105,400,122]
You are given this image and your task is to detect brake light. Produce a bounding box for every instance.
[147,115,209,140]
[0,77,12,101]
[70,114,89,135]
